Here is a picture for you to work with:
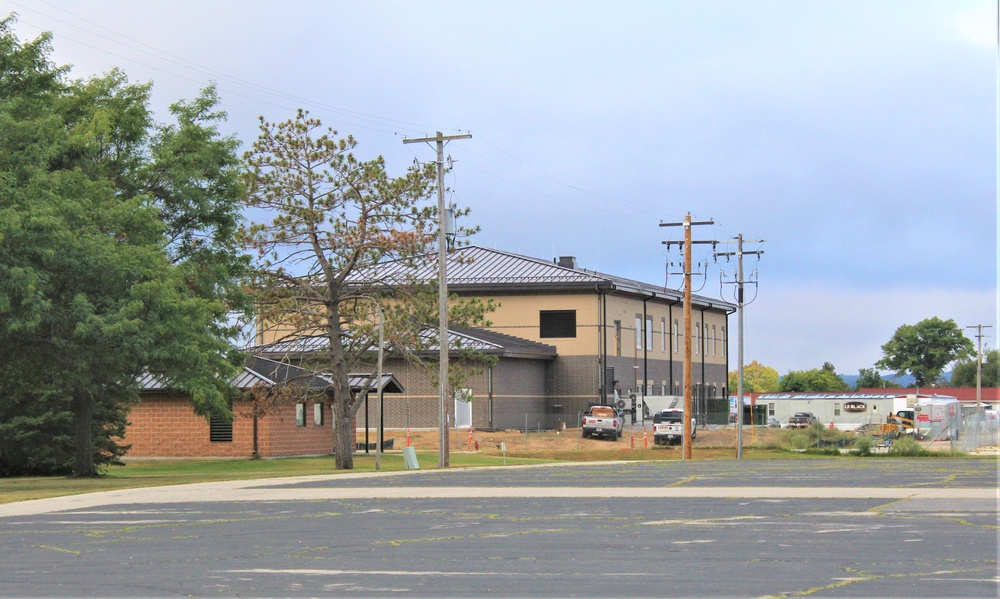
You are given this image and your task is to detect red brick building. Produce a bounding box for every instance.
[125,357,401,458]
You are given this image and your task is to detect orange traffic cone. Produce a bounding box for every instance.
[468,427,475,450]
[405,427,411,447]
[643,428,648,449]
[829,421,834,430]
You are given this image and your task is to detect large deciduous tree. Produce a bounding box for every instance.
[242,110,492,470]
[875,317,973,388]
[778,362,850,392]
[728,360,779,393]
[0,17,249,476]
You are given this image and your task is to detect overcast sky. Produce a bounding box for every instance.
[5,0,997,376]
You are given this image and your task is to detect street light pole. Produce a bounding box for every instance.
[403,131,471,468]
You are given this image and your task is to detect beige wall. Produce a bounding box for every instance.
[480,293,600,355]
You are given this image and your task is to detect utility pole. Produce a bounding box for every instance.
[660,213,715,460]
[716,234,764,459]
[403,131,471,468]
[965,324,992,415]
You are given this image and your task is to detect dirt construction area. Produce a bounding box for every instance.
[373,425,783,459]
[374,425,999,459]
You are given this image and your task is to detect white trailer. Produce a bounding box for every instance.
[914,396,962,441]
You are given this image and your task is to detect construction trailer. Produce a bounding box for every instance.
[754,392,958,432]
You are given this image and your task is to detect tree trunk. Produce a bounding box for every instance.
[72,391,97,477]
[252,410,259,458]
[333,386,354,469]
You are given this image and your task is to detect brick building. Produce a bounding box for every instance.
[125,356,402,458]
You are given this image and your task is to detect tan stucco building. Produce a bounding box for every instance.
[363,247,736,428]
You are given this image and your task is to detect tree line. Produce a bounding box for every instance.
[729,316,989,393]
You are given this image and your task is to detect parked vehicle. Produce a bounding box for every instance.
[880,410,917,438]
[582,405,623,440]
[787,412,817,428]
[652,409,696,445]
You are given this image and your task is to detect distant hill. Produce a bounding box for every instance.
[840,372,950,390]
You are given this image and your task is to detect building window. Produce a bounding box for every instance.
[296,403,306,427]
[209,414,233,443]
[661,383,667,395]
[711,325,717,356]
[695,323,701,355]
[721,327,726,356]
[314,403,324,426]
[614,320,621,357]
[769,403,775,416]
[834,403,841,416]
[646,384,653,396]
[635,316,642,349]
[540,310,577,338]
[673,319,679,353]
[646,316,653,350]
[661,317,666,352]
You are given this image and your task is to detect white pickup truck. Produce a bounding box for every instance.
[652,409,696,445]
[581,405,623,440]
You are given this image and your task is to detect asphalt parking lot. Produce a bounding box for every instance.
[1,459,996,598]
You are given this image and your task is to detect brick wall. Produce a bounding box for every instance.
[491,359,549,430]
[126,394,351,458]
[362,356,552,432]
[264,401,334,457]
[125,395,253,458]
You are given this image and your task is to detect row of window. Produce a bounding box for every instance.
[616,316,725,358]
[209,402,327,443]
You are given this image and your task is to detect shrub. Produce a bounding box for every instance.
[853,436,873,456]
[887,435,925,457]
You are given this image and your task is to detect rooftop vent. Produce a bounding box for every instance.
[556,256,578,269]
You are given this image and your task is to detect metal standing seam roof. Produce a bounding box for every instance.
[252,328,556,359]
[360,246,734,309]
[138,356,404,393]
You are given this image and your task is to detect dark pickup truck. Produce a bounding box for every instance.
[787,412,817,428]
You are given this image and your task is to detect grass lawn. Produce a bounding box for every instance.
[0,451,553,504]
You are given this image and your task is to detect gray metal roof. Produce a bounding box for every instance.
[138,356,404,393]
[365,246,734,310]
[252,327,556,360]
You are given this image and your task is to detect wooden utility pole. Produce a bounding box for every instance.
[660,213,714,460]
[403,131,471,467]
[965,324,992,414]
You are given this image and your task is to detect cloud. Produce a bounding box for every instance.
[954,4,996,47]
